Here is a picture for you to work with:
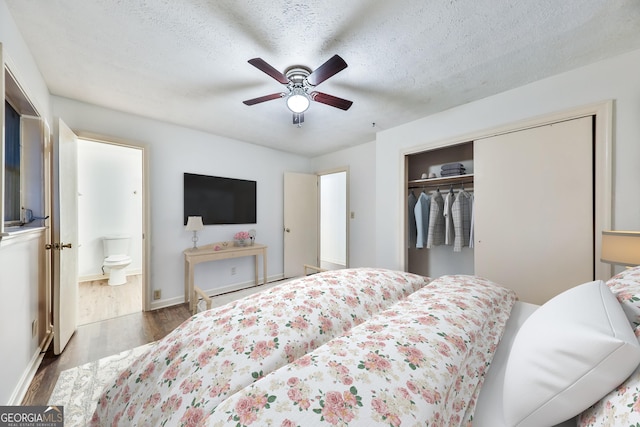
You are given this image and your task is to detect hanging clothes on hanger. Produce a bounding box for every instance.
[452,188,472,252]
[426,189,445,248]
[443,187,456,245]
[414,190,431,248]
[408,190,417,249]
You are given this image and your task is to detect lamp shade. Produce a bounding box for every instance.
[286,88,310,113]
[185,216,204,231]
[601,231,640,266]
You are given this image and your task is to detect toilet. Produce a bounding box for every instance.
[102,235,132,286]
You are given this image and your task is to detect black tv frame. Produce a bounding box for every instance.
[183,173,257,225]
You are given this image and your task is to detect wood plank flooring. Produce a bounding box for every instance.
[22,304,192,406]
[78,275,142,325]
[22,279,284,406]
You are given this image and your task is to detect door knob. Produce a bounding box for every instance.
[285,228,290,233]
[60,242,72,249]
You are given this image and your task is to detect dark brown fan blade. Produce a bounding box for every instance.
[243,92,285,105]
[307,55,348,86]
[293,113,304,125]
[310,91,353,110]
[248,58,289,84]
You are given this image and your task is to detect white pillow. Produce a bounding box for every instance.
[577,327,640,426]
[503,280,640,427]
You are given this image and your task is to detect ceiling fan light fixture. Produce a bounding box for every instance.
[286,89,310,113]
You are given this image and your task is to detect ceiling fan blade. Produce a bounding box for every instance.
[243,92,285,105]
[310,91,353,110]
[247,58,289,84]
[293,113,304,125]
[307,55,348,86]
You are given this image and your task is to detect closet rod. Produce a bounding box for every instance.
[408,178,474,190]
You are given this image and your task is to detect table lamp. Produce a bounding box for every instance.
[601,231,640,266]
[185,216,204,249]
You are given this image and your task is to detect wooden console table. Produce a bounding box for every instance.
[183,242,267,313]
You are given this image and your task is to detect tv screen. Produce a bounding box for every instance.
[183,173,257,225]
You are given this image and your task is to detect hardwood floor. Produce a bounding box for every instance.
[22,303,192,406]
[21,279,285,406]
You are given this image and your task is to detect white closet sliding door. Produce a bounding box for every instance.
[474,116,593,305]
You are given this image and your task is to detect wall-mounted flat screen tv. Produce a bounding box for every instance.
[183,173,257,225]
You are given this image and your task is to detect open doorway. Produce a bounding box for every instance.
[283,169,349,277]
[319,169,348,270]
[76,138,144,325]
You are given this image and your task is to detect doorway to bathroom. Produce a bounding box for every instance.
[76,138,145,325]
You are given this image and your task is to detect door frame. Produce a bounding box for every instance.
[400,100,613,280]
[75,132,150,311]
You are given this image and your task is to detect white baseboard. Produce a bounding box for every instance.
[9,333,53,405]
[147,273,285,311]
[79,269,142,283]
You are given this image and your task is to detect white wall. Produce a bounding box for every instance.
[77,140,143,278]
[53,96,311,305]
[376,48,640,270]
[0,0,52,405]
[312,141,377,268]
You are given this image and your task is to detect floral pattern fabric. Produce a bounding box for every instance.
[91,268,430,426]
[206,275,516,426]
[605,266,640,328]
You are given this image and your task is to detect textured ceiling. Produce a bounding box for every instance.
[5,0,640,156]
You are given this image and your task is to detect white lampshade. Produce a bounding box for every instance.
[601,231,640,266]
[185,216,204,231]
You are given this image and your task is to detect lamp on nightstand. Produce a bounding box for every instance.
[185,216,204,249]
[601,231,640,266]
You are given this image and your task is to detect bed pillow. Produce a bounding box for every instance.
[577,326,640,426]
[606,266,640,327]
[503,280,640,427]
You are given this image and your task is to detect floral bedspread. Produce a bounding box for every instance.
[91,268,430,426]
[206,275,516,426]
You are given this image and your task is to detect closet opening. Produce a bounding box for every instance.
[406,141,474,279]
[405,141,474,277]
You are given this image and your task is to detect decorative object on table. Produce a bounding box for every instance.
[248,229,256,245]
[234,231,251,246]
[185,216,204,249]
[601,231,640,266]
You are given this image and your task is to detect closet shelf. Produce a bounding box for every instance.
[408,174,474,189]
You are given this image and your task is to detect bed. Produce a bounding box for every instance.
[90,267,640,426]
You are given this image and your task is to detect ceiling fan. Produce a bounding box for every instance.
[243,54,353,126]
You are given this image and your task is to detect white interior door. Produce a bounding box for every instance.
[52,118,79,355]
[284,172,318,278]
[474,116,593,305]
